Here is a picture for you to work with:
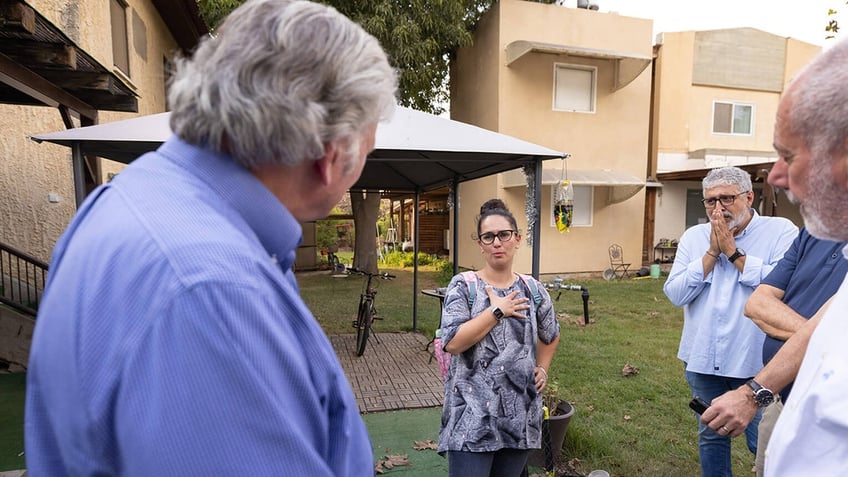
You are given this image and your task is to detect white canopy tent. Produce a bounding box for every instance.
[31,106,567,329]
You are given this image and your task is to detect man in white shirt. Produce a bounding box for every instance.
[700,37,848,476]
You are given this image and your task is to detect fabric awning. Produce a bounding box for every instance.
[501,168,646,205]
[505,40,652,91]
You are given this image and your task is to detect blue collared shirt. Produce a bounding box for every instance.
[663,210,797,378]
[760,228,848,400]
[25,137,371,476]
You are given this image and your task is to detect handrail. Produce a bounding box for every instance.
[0,242,49,318]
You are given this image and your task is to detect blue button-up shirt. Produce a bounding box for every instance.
[663,210,797,378]
[25,137,371,476]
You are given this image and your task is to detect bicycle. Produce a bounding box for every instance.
[348,267,396,356]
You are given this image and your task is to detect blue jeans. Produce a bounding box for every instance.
[685,370,761,477]
[448,449,530,477]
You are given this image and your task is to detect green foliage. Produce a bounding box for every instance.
[196,0,243,29]
[381,250,447,269]
[826,2,847,39]
[436,260,455,287]
[194,0,555,114]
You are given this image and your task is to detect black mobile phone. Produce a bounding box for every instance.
[689,396,710,415]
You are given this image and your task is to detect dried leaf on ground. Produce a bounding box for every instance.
[374,454,412,474]
[621,363,640,376]
[413,439,437,450]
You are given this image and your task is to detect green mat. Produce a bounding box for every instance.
[0,373,26,472]
[364,407,447,475]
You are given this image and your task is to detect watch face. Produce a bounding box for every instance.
[492,307,504,320]
[755,389,774,407]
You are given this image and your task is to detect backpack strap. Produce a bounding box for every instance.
[517,273,543,307]
[459,271,478,308]
[460,271,542,310]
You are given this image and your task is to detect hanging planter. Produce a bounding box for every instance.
[554,180,574,233]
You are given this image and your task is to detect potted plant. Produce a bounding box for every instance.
[529,378,575,470]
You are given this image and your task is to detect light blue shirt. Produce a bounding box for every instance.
[663,210,797,378]
[25,137,371,476]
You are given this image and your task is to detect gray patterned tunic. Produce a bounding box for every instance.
[437,273,560,454]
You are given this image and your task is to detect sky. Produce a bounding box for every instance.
[561,0,846,49]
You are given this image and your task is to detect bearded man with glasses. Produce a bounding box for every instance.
[663,166,798,477]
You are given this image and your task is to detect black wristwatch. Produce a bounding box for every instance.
[490,306,504,322]
[746,379,775,407]
[728,248,746,263]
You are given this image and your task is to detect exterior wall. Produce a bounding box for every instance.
[655,181,698,242]
[450,0,500,130]
[652,29,818,241]
[453,0,653,275]
[656,29,817,174]
[0,0,182,262]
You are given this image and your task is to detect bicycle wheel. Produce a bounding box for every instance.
[355,298,373,356]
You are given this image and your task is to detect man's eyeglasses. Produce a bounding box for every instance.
[701,191,749,208]
[478,230,516,245]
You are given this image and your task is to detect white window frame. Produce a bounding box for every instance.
[550,184,593,228]
[711,100,754,136]
[552,63,597,113]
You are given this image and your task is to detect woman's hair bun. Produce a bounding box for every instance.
[480,198,508,215]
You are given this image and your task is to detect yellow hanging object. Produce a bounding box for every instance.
[554,180,574,233]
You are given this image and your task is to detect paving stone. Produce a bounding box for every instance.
[331,332,444,413]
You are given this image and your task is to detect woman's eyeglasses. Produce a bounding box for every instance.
[478,230,516,245]
[701,191,748,208]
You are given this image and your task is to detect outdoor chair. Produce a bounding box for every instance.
[606,243,632,280]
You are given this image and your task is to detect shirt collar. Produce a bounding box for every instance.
[735,208,760,238]
[156,136,302,270]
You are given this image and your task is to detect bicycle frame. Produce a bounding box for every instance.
[349,268,395,356]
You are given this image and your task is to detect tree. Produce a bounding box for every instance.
[194,0,554,272]
[826,2,846,39]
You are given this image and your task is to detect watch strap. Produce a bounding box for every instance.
[728,248,745,263]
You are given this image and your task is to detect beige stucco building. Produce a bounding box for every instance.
[450,0,654,275]
[651,28,819,247]
[0,0,204,367]
[1,0,205,262]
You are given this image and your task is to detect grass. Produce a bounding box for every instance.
[301,270,756,476]
[297,266,445,339]
[0,373,26,471]
[0,270,756,475]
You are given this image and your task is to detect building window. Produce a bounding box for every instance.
[712,101,753,135]
[110,0,130,76]
[553,64,596,113]
[550,185,593,227]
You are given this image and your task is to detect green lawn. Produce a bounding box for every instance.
[0,270,757,475]
[301,270,755,476]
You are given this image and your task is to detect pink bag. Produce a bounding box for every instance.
[433,333,450,379]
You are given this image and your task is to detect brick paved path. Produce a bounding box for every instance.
[330,332,444,414]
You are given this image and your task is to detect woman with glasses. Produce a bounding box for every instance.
[437,199,561,477]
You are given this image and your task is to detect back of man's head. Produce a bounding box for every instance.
[787,38,848,168]
[167,0,397,170]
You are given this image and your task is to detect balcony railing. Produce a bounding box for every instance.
[0,243,48,318]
